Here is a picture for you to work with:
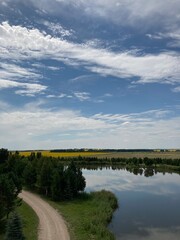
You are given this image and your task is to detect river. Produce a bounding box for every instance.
[83,167,180,240]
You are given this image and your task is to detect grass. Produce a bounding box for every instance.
[18,201,38,240]
[0,201,38,240]
[49,190,118,240]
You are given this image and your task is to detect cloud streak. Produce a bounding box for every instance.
[0,62,47,96]
[0,22,180,85]
[0,79,47,96]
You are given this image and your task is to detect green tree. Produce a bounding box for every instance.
[28,152,36,161]
[38,160,53,196]
[76,167,86,192]
[51,165,65,201]
[0,173,21,219]
[64,161,86,199]
[144,157,153,166]
[0,148,9,164]
[23,162,37,189]
[5,212,25,240]
[36,152,42,159]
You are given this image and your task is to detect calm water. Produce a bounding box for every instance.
[83,168,180,240]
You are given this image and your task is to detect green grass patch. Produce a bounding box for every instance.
[0,201,38,240]
[49,190,118,240]
[18,201,38,240]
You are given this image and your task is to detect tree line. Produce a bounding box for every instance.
[42,155,180,168]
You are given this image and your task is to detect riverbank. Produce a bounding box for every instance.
[49,190,118,240]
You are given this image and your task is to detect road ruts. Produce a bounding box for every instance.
[19,190,70,240]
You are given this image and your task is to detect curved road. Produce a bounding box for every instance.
[19,190,70,240]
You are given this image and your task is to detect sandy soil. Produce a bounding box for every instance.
[19,190,70,240]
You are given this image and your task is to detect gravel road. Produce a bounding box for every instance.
[19,190,70,240]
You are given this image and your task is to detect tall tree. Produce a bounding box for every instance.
[64,161,86,199]
[23,162,37,189]
[51,166,65,201]
[0,173,21,219]
[38,160,53,196]
[5,212,25,240]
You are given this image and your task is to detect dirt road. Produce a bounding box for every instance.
[19,190,70,240]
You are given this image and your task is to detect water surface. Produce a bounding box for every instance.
[83,168,180,240]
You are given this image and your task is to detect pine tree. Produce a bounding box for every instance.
[23,162,37,189]
[5,212,25,240]
[38,160,53,196]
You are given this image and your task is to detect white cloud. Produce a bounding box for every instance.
[0,22,180,85]
[31,63,62,71]
[74,92,90,101]
[0,79,47,96]
[146,29,180,47]
[0,104,179,149]
[0,62,47,96]
[172,86,180,93]
[43,20,74,37]
[46,92,91,101]
[46,91,111,103]
[19,0,180,30]
[103,93,112,97]
[0,62,41,81]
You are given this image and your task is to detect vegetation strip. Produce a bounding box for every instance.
[49,190,118,240]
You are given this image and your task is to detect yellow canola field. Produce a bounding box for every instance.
[19,151,106,158]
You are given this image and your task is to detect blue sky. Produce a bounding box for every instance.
[0,0,180,150]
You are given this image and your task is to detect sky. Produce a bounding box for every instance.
[0,0,180,150]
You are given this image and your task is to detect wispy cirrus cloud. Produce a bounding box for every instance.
[0,22,180,86]
[0,79,47,96]
[0,62,47,96]
[74,92,90,101]
[46,91,91,102]
[0,62,41,81]
[146,29,180,47]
